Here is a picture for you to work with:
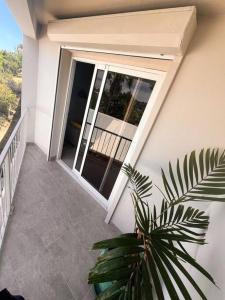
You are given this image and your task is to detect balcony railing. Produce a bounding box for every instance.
[0,112,27,250]
[87,124,132,163]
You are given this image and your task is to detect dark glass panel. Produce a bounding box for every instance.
[61,62,95,168]
[82,71,156,199]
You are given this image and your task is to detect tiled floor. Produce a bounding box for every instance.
[0,144,119,300]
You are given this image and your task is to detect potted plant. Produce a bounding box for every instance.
[88,148,225,299]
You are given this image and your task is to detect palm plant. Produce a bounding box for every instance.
[88,148,225,299]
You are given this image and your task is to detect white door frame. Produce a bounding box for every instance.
[57,59,76,160]
[72,64,106,171]
[57,56,167,210]
[105,56,183,223]
[76,66,108,174]
[106,70,165,212]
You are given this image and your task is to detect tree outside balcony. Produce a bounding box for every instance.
[0,44,22,151]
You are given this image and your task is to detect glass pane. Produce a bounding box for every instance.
[61,62,95,168]
[75,69,104,171]
[82,71,156,199]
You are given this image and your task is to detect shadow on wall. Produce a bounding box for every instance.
[189,202,225,299]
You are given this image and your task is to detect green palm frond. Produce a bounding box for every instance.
[122,164,152,234]
[122,164,152,199]
[88,234,146,299]
[89,149,224,300]
[150,200,209,246]
[161,148,225,203]
[131,191,150,235]
[89,239,154,299]
[89,187,212,299]
[89,217,213,300]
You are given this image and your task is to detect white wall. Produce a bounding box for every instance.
[34,33,60,154]
[27,12,225,299]
[111,14,225,299]
[21,35,39,142]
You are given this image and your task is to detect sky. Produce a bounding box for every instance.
[0,0,22,51]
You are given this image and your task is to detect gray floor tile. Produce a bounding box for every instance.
[0,144,119,300]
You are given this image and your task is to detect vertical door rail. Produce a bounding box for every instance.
[0,112,27,250]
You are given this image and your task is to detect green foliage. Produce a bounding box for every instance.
[0,82,17,117]
[7,78,21,98]
[89,148,225,299]
[0,45,22,130]
[0,117,5,130]
[162,149,225,203]
[0,46,22,76]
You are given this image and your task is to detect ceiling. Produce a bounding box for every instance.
[33,0,225,24]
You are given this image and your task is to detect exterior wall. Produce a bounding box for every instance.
[22,10,225,299]
[21,35,39,142]
[34,34,60,154]
[111,14,225,299]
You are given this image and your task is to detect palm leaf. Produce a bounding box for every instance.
[92,233,143,250]
[89,204,211,299]
[89,149,224,299]
[161,148,225,203]
[150,202,209,245]
[154,240,208,300]
[122,164,152,199]
[95,281,126,300]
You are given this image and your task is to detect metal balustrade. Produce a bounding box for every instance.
[89,125,132,162]
[0,112,27,250]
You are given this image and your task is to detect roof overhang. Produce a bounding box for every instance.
[47,6,197,57]
[6,0,38,39]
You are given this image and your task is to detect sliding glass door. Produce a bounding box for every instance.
[74,69,104,171]
[61,62,157,201]
[81,70,155,198]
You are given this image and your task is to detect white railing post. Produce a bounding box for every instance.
[5,152,12,211]
[0,166,5,249]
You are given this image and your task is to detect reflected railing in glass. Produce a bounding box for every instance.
[82,71,156,199]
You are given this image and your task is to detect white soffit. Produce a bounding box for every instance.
[6,0,37,39]
[47,6,197,57]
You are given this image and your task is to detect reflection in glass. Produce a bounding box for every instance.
[75,69,104,171]
[82,71,156,199]
[61,62,94,168]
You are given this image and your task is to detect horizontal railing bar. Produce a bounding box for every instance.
[86,121,132,142]
[0,110,26,167]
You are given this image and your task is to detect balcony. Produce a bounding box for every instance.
[0,120,119,299]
